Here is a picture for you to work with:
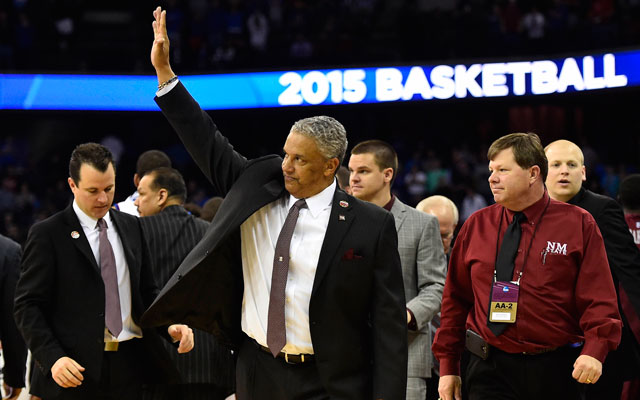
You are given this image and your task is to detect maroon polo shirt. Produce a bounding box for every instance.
[433,191,622,376]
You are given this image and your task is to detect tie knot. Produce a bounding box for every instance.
[292,199,307,210]
[97,218,108,231]
[512,212,526,224]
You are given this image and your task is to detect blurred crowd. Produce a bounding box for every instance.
[1,0,640,72]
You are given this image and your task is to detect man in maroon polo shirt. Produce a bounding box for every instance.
[433,133,622,400]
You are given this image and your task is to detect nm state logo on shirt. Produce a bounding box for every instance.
[546,241,567,255]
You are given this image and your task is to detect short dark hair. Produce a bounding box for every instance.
[136,150,171,177]
[487,133,548,182]
[147,167,187,203]
[69,143,115,184]
[336,165,350,190]
[200,196,224,222]
[619,174,640,211]
[351,140,399,184]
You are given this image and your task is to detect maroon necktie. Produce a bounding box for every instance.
[267,199,307,356]
[97,218,123,337]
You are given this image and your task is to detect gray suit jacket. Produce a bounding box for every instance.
[390,198,446,378]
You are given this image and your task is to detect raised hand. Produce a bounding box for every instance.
[151,6,175,85]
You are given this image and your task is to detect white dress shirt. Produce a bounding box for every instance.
[73,201,143,342]
[240,181,336,355]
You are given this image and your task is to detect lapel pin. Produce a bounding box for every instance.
[339,215,346,221]
[71,231,80,239]
[339,200,349,208]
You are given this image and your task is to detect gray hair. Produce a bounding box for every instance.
[290,116,348,164]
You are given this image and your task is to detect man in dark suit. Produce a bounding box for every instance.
[1,233,26,399]
[143,7,408,400]
[14,143,194,400]
[135,167,235,400]
[545,139,640,400]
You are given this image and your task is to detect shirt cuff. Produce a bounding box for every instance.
[581,339,610,363]
[439,358,460,376]
[156,78,180,97]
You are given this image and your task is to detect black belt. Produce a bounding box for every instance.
[465,330,580,359]
[255,341,315,364]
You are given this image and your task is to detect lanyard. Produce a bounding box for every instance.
[493,196,551,285]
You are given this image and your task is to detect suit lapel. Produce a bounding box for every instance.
[390,199,407,233]
[62,205,100,273]
[109,211,137,276]
[312,190,355,296]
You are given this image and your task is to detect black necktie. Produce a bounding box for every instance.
[495,212,527,282]
[267,199,307,356]
[488,211,526,336]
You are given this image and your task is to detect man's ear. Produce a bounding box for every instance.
[582,165,586,182]
[530,165,541,183]
[383,167,394,184]
[157,188,168,207]
[325,158,340,177]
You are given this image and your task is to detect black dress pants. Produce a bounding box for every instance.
[465,345,585,400]
[51,340,144,400]
[236,336,329,400]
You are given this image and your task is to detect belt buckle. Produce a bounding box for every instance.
[284,353,305,364]
[104,341,119,351]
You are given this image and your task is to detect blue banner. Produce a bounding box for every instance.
[1,49,638,111]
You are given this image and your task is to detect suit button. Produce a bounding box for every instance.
[205,251,209,256]
[99,312,104,317]
[177,274,182,280]
[97,339,102,345]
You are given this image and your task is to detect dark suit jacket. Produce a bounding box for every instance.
[140,205,234,391]
[14,206,177,398]
[569,187,640,374]
[0,234,26,388]
[143,82,408,399]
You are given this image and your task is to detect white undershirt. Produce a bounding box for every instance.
[73,201,143,342]
[240,181,335,355]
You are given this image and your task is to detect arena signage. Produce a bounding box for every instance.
[1,49,638,111]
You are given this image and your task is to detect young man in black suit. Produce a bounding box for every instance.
[545,139,640,400]
[142,7,408,400]
[14,143,194,400]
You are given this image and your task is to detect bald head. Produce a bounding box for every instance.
[417,195,458,254]
[544,140,586,202]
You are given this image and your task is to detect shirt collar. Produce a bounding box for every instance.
[73,200,113,230]
[567,187,587,205]
[383,194,396,212]
[288,180,336,218]
[504,189,550,224]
